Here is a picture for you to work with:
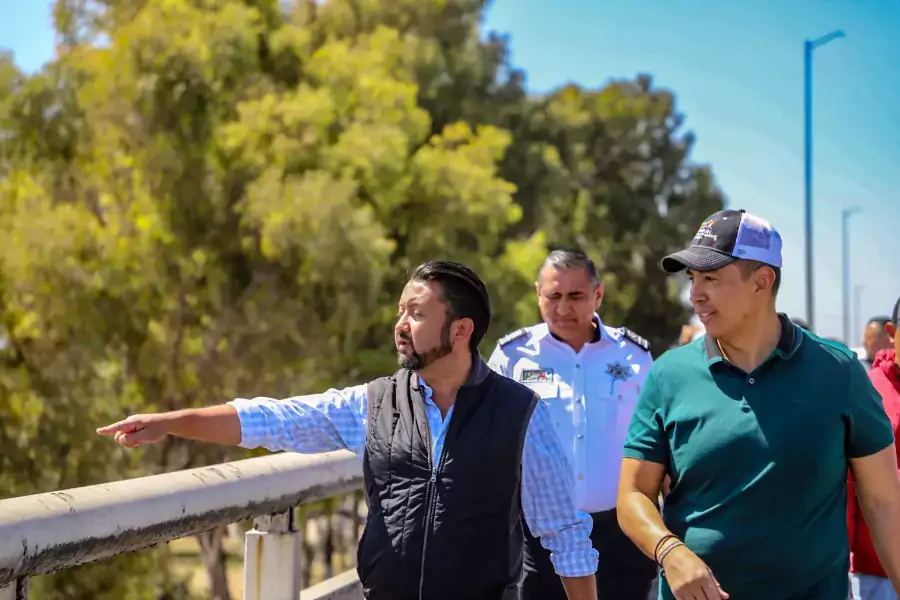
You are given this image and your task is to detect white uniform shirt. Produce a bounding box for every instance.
[487,315,653,514]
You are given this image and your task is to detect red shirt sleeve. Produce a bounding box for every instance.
[847,470,856,550]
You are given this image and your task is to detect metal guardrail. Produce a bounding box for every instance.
[300,570,364,600]
[0,451,365,599]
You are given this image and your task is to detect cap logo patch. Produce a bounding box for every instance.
[694,218,718,242]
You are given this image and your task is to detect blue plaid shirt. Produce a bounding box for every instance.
[228,377,599,578]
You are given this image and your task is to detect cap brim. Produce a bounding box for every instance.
[661,247,737,274]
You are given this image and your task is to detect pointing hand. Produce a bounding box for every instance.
[96,414,169,448]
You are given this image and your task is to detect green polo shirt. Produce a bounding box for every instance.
[623,315,894,600]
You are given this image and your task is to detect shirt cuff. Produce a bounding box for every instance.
[622,446,667,464]
[546,511,600,577]
[226,398,263,449]
[550,546,599,578]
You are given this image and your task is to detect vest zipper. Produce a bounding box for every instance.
[418,443,446,600]
[418,395,454,600]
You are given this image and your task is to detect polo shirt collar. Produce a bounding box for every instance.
[704,313,801,367]
[773,313,802,358]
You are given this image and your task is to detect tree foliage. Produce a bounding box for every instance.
[0,0,723,597]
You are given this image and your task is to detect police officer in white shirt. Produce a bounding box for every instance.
[488,249,657,600]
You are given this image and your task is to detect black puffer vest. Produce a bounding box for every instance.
[356,355,539,600]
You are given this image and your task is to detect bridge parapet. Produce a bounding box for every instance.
[0,451,364,600]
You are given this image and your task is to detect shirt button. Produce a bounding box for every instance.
[576,434,584,439]
[575,364,581,369]
[749,378,755,385]
[577,474,584,480]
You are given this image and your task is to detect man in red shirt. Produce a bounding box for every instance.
[849,297,900,600]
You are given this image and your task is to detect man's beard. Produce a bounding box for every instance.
[397,321,453,370]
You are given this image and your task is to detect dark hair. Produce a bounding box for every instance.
[539,248,600,287]
[868,316,891,328]
[409,260,492,351]
[736,259,781,296]
[893,298,900,326]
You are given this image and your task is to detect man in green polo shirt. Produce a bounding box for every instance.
[616,208,900,600]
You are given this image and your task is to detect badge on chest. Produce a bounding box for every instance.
[605,362,633,382]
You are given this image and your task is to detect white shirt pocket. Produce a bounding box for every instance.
[524,382,559,401]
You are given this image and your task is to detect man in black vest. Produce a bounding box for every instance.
[98,260,599,600]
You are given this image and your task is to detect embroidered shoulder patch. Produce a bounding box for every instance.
[497,327,528,347]
[621,328,651,352]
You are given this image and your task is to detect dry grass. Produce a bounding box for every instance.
[168,535,355,599]
[166,494,364,598]
[168,537,244,598]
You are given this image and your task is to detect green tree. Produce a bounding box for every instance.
[498,76,724,351]
[309,0,723,347]
[0,0,723,597]
[1,0,524,597]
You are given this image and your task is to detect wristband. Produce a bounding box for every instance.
[653,534,680,564]
[656,540,685,568]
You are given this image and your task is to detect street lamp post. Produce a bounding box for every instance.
[841,206,861,344]
[854,284,865,347]
[804,30,846,332]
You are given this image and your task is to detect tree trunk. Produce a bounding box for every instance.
[198,527,231,600]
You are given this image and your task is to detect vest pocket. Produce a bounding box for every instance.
[356,512,396,590]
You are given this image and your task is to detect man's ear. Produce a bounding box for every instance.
[756,266,776,294]
[453,318,475,345]
[887,321,896,341]
[593,282,605,311]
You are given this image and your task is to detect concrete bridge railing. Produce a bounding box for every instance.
[0,450,365,600]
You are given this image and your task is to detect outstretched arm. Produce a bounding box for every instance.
[96,405,242,447]
[97,384,369,455]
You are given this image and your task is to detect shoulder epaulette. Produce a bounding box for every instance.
[497,327,528,347]
[621,328,651,352]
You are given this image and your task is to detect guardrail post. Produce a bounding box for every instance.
[243,508,302,600]
[0,578,28,600]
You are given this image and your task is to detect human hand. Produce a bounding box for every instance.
[96,413,171,448]
[661,543,729,600]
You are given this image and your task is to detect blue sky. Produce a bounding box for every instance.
[2,0,898,343]
[482,0,900,344]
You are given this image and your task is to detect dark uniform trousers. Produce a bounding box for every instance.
[518,508,658,600]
